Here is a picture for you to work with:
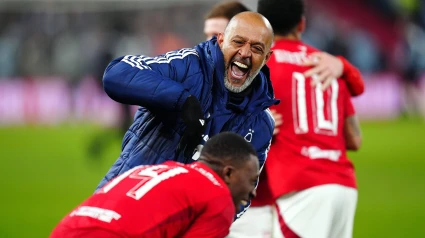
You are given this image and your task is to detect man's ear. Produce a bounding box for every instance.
[298,16,306,34]
[217,32,225,47]
[265,50,273,64]
[222,165,235,184]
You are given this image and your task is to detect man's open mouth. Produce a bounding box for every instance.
[230,61,250,82]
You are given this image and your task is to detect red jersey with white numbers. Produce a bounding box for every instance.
[252,39,357,206]
[50,161,234,238]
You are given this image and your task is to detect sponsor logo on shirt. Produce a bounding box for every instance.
[70,206,121,223]
[301,146,341,161]
[190,164,222,187]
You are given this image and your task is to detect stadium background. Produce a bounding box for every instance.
[0,0,424,237]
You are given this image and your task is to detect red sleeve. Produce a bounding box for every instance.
[182,195,234,238]
[338,56,365,97]
[344,89,356,117]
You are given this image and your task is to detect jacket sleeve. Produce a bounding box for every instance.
[103,48,201,111]
[235,109,274,219]
[337,56,365,97]
[235,138,272,220]
[253,109,275,170]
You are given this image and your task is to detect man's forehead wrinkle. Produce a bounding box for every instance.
[231,35,266,48]
[225,14,273,48]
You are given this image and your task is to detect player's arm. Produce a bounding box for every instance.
[102,49,201,111]
[304,52,365,96]
[343,85,362,151]
[338,56,365,96]
[344,115,362,151]
[270,109,283,136]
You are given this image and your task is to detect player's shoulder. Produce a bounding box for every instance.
[270,40,318,67]
[272,40,317,52]
[303,43,320,54]
[186,163,227,189]
[183,170,231,208]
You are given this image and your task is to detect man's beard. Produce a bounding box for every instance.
[224,67,261,93]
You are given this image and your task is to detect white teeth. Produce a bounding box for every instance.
[240,200,248,206]
[234,61,248,69]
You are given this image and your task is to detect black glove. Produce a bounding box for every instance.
[176,96,205,161]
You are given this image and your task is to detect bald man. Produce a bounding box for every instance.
[202,1,364,138]
[97,12,278,219]
[218,12,274,93]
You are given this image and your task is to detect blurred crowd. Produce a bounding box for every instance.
[0,0,424,119]
[306,0,425,74]
[1,0,424,79]
[0,2,214,83]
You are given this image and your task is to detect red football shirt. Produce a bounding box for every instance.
[50,161,234,238]
[252,39,357,206]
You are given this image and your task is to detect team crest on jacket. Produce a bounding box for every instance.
[244,129,254,142]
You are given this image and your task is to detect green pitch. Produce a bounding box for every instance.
[0,119,424,237]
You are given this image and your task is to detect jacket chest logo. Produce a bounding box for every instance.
[244,129,254,142]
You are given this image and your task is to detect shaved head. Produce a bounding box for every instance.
[225,12,274,49]
[217,12,274,93]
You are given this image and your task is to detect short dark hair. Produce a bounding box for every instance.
[201,132,257,164]
[257,0,305,36]
[205,1,250,21]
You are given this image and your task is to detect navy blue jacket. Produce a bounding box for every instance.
[98,37,279,216]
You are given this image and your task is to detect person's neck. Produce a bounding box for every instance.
[228,83,253,96]
[274,32,301,41]
[197,160,223,177]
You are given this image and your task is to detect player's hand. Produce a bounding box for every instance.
[303,52,343,91]
[270,109,282,135]
[178,95,205,159]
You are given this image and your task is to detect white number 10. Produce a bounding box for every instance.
[292,72,339,136]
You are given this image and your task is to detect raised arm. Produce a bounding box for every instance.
[103,48,201,111]
[303,52,365,96]
[338,56,365,96]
